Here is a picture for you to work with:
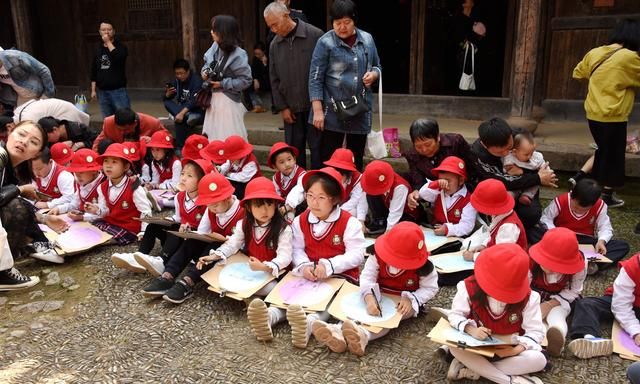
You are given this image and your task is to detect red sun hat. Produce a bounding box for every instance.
[301,167,347,202]
[474,243,531,304]
[470,179,514,215]
[182,134,208,161]
[97,143,134,165]
[241,176,285,206]
[182,158,215,175]
[122,141,143,162]
[432,156,467,180]
[200,140,227,165]
[195,172,235,206]
[375,221,429,270]
[50,142,74,165]
[223,135,253,161]
[529,227,584,275]
[267,142,299,169]
[66,148,102,173]
[147,131,174,149]
[361,160,394,196]
[323,148,358,172]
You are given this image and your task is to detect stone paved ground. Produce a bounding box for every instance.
[2,183,640,383]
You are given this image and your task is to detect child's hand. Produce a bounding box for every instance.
[595,240,607,255]
[433,224,447,236]
[634,334,640,346]
[48,207,60,216]
[364,294,381,316]
[494,345,525,358]
[68,210,84,221]
[462,250,475,261]
[465,324,492,341]
[196,253,221,270]
[248,256,270,272]
[397,296,413,316]
[18,184,37,200]
[407,190,421,209]
[137,232,145,241]
[144,183,156,191]
[437,179,449,190]
[279,206,287,216]
[302,265,318,281]
[178,224,190,233]
[84,202,99,215]
[313,263,328,279]
[35,201,49,209]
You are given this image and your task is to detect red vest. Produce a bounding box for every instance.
[529,261,573,302]
[344,172,362,199]
[299,209,359,283]
[375,254,420,295]
[246,226,277,262]
[35,162,66,198]
[76,174,105,206]
[207,204,245,237]
[100,177,142,233]
[432,191,471,225]
[381,174,417,219]
[553,193,604,237]
[153,156,180,184]
[605,253,640,308]
[486,211,528,250]
[464,276,528,335]
[274,166,305,198]
[176,191,206,228]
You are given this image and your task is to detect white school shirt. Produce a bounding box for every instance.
[196,196,240,235]
[211,219,293,276]
[612,268,640,337]
[140,159,182,190]
[418,183,477,237]
[502,151,545,171]
[448,280,545,351]
[540,199,613,243]
[272,166,305,198]
[527,258,588,313]
[359,255,439,316]
[291,206,365,276]
[55,173,103,222]
[361,184,409,232]
[95,177,152,232]
[31,162,75,208]
[220,158,257,183]
[472,210,521,261]
[284,178,305,209]
[341,175,367,222]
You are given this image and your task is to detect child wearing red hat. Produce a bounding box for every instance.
[121,141,145,176]
[463,179,528,262]
[84,143,153,245]
[268,142,305,200]
[199,139,226,167]
[284,167,366,349]
[447,244,546,383]
[218,135,262,199]
[50,142,74,166]
[141,131,182,192]
[528,227,587,357]
[540,178,629,275]
[111,159,213,276]
[141,172,244,304]
[313,222,439,356]
[181,134,208,161]
[361,160,417,234]
[409,156,477,238]
[31,146,75,210]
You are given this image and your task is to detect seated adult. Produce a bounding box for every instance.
[403,118,472,191]
[469,117,557,230]
[92,107,167,151]
[13,98,90,126]
[39,116,98,151]
[163,58,203,151]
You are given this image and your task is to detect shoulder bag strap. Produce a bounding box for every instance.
[590,47,623,76]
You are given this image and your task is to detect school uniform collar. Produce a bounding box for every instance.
[40,161,58,184]
[217,196,240,221]
[281,165,298,182]
[446,184,468,199]
[108,176,128,189]
[489,210,514,231]
[307,206,341,224]
[80,173,103,193]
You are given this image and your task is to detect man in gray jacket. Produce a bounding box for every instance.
[264,2,323,169]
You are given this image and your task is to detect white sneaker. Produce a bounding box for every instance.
[426,306,450,323]
[111,253,146,273]
[342,319,368,356]
[568,336,613,359]
[286,304,309,349]
[311,320,346,353]
[447,358,480,381]
[133,252,165,277]
[30,248,64,264]
[247,298,273,342]
[511,375,544,384]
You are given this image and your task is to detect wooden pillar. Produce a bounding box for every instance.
[9,0,33,53]
[509,0,542,132]
[181,0,198,67]
[409,0,426,95]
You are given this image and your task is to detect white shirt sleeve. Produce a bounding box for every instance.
[219,160,231,175]
[55,194,78,214]
[47,171,76,208]
[266,225,293,276]
[341,182,364,219]
[150,164,161,185]
[612,268,640,337]
[448,281,476,331]
[515,291,545,350]
[214,220,245,258]
[291,216,310,274]
[318,216,366,276]
[272,178,282,197]
[494,223,521,245]
[540,200,559,230]
[172,194,181,223]
[445,203,478,237]
[355,191,368,222]
[227,162,257,183]
[529,151,546,169]
[95,187,109,218]
[401,268,439,316]
[595,205,613,243]
[196,210,212,234]
[358,255,380,294]
[285,181,305,209]
[550,259,588,313]
[158,159,182,190]
[133,186,153,232]
[417,183,440,203]
[385,185,409,231]
[141,164,152,183]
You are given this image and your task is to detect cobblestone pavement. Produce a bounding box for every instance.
[2,190,640,383]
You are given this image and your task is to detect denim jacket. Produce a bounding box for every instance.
[0,49,55,107]
[201,42,252,104]
[308,29,381,134]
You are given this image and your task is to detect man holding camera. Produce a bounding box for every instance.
[163,59,204,152]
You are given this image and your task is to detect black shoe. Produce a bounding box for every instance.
[602,193,625,208]
[0,268,40,291]
[162,280,193,304]
[366,219,386,236]
[635,221,640,235]
[142,276,174,298]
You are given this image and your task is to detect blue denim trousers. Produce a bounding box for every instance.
[97,87,131,118]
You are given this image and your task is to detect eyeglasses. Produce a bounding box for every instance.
[304,192,330,204]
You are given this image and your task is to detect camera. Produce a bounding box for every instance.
[203,66,223,82]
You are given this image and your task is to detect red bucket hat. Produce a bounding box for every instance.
[432,156,467,180]
[267,142,299,169]
[182,158,215,175]
[375,222,429,270]
[182,134,208,161]
[241,176,285,206]
[147,131,174,149]
[223,135,253,161]
[50,142,73,165]
[361,160,394,196]
[475,243,531,304]
[470,179,514,215]
[66,148,102,173]
[200,140,227,165]
[195,172,235,206]
[301,167,347,201]
[529,227,584,275]
[324,148,358,172]
[97,143,134,165]
[122,141,143,162]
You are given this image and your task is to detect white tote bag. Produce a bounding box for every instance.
[458,42,476,91]
[366,69,387,159]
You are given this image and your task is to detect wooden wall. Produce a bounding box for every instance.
[0,0,16,49]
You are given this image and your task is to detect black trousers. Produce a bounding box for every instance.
[138,223,183,262]
[163,239,220,279]
[284,111,323,170]
[0,197,47,257]
[514,192,542,231]
[320,130,368,171]
[589,119,627,188]
[230,180,248,200]
[569,296,640,339]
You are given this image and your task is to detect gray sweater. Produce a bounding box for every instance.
[201,42,252,103]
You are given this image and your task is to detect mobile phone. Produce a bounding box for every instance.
[165,82,173,88]
[35,190,53,202]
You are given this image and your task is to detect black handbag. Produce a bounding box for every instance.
[331,91,369,122]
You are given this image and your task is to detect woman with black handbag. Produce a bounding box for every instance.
[308,0,381,171]
[200,15,252,141]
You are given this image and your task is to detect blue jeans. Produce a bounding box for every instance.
[163,100,204,148]
[97,88,130,118]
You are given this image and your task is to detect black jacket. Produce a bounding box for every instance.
[469,138,540,191]
[90,40,128,90]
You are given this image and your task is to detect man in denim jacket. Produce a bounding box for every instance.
[0,48,55,112]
